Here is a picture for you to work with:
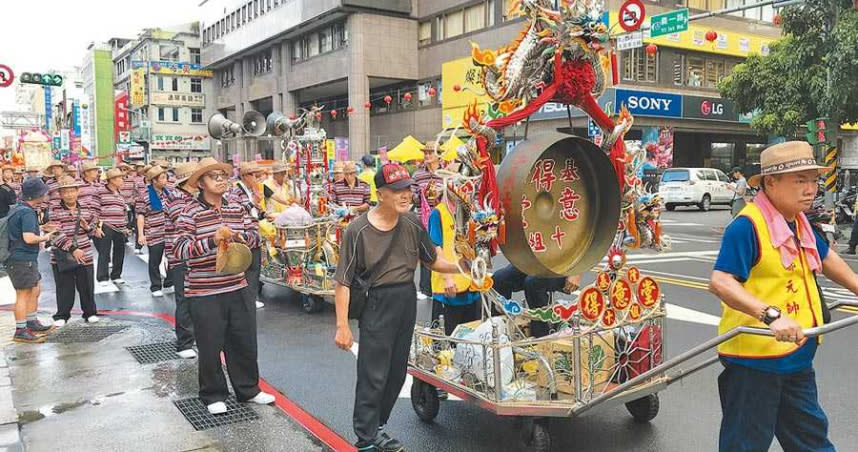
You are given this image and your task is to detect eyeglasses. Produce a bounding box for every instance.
[204,172,229,181]
[344,171,357,175]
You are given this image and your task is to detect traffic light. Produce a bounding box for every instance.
[19,72,63,87]
[806,118,832,146]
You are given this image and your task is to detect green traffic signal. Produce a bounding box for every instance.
[19,72,63,86]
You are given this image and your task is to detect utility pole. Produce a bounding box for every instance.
[822,0,841,208]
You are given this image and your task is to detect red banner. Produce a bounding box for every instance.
[114,91,130,141]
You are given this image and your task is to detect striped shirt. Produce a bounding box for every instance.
[44,176,61,219]
[135,185,169,246]
[120,178,139,205]
[94,184,129,235]
[331,179,370,208]
[227,182,262,234]
[78,180,100,210]
[412,166,443,209]
[50,201,98,266]
[174,196,260,298]
[164,188,194,269]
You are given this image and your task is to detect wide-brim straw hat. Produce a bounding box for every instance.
[332,162,345,173]
[131,161,146,168]
[117,162,132,170]
[239,161,265,176]
[748,141,827,187]
[186,157,233,188]
[105,168,124,181]
[145,165,168,182]
[422,141,439,152]
[153,159,170,169]
[53,175,85,191]
[44,160,64,172]
[174,161,200,185]
[81,162,99,173]
[271,163,289,174]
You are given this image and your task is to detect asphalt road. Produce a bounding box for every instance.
[12,205,858,452]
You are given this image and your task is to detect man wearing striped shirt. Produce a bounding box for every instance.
[412,143,444,300]
[174,157,275,415]
[94,169,128,285]
[121,162,143,254]
[228,162,270,309]
[42,160,65,221]
[331,161,371,217]
[77,162,101,209]
[136,166,174,297]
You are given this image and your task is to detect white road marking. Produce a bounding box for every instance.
[665,303,721,326]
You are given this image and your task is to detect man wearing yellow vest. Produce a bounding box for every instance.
[427,189,480,335]
[358,155,378,205]
[263,163,297,215]
[710,141,858,452]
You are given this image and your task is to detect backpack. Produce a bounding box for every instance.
[0,205,25,264]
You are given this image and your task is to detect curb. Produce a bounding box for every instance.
[0,349,23,451]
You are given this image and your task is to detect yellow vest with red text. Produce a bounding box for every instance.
[717,203,824,358]
[430,202,472,296]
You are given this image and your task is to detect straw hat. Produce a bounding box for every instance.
[748,141,826,187]
[1,164,13,172]
[131,161,146,168]
[25,166,40,173]
[53,175,85,191]
[186,157,233,188]
[44,160,64,172]
[271,163,289,174]
[117,162,132,170]
[422,141,439,152]
[152,159,170,169]
[145,165,168,182]
[105,168,124,181]
[332,162,345,174]
[173,161,200,185]
[81,162,99,173]
[239,161,265,176]
[342,161,357,174]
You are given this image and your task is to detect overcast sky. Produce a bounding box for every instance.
[0,0,200,112]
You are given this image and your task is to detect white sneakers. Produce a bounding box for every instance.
[53,319,66,328]
[86,316,99,323]
[176,349,197,359]
[417,292,428,301]
[112,278,125,285]
[152,290,164,297]
[255,301,265,309]
[163,286,175,295]
[247,391,275,405]
[207,402,227,415]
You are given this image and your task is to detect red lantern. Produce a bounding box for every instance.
[427,87,437,97]
[645,43,658,55]
[453,84,462,92]
[773,13,782,25]
[364,101,372,109]
[315,112,322,120]
[403,92,412,102]
[346,106,354,115]
[705,30,718,43]
[330,110,338,118]
[383,95,392,105]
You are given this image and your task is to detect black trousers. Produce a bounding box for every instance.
[431,299,482,336]
[354,282,416,443]
[247,247,262,300]
[128,207,142,250]
[188,287,260,405]
[169,264,194,351]
[52,264,97,320]
[147,242,173,292]
[95,227,126,281]
[492,264,565,338]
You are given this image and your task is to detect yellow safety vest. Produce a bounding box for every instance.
[717,203,824,359]
[358,170,377,203]
[263,179,292,214]
[430,202,472,296]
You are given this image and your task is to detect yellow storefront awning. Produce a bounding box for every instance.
[388,135,425,162]
[440,135,466,162]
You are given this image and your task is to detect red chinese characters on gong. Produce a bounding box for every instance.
[559,158,580,183]
[528,231,547,253]
[558,187,582,222]
[580,287,605,322]
[530,159,557,192]
[521,194,532,228]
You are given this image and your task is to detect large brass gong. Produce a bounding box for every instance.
[497,133,621,277]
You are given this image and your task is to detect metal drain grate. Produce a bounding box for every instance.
[46,324,128,343]
[173,397,260,431]
[126,342,180,364]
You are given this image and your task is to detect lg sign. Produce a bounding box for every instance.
[701,100,725,116]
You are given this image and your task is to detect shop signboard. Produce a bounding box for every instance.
[147,61,214,78]
[150,92,205,108]
[130,68,146,108]
[151,134,211,151]
[650,9,689,38]
[682,95,740,122]
[615,89,682,118]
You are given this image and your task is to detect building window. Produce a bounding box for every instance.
[333,23,348,49]
[158,107,165,121]
[418,21,432,46]
[171,77,179,91]
[191,108,203,123]
[160,44,180,61]
[254,0,259,17]
[157,76,164,91]
[191,78,202,93]
[172,108,179,122]
[319,27,332,53]
[292,40,303,62]
[673,55,686,86]
[253,48,272,75]
[445,10,464,39]
[267,0,272,11]
[687,0,725,11]
[190,48,201,64]
[307,33,319,58]
[242,6,246,23]
[621,48,657,83]
[465,3,486,33]
[220,65,235,88]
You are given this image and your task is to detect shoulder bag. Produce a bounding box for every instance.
[348,220,402,319]
[53,207,83,273]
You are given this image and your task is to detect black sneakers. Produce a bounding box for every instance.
[356,432,405,452]
[27,320,54,335]
[13,328,45,344]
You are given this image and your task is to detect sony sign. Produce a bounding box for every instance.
[615,89,682,118]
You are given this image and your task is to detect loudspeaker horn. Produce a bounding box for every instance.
[242,110,266,137]
[208,113,242,139]
[266,111,287,136]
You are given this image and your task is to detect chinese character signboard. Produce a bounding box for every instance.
[150,134,211,151]
[43,87,52,131]
[114,91,130,139]
[130,68,146,108]
[147,61,213,78]
[650,8,689,38]
[80,99,93,158]
[150,92,205,108]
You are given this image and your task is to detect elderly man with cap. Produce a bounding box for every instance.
[263,163,298,215]
[94,168,130,285]
[0,165,17,219]
[42,160,65,219]
[228,162,269,309]
[152,159,176,189]
[77,162,101,209]
[709,141,858,451]
[331,161,371,217]
[174,157,275,415]
[48,176,103,327]
[326,161,345,200]
[136,165,174,297]
[165,162,200,359]
[412,142,445,301]
[6,178,56,343]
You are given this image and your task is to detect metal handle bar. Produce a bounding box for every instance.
[574,300,858,416]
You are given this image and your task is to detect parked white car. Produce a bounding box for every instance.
[658,168,734,211]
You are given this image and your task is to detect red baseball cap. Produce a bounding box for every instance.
[374,163,414,191]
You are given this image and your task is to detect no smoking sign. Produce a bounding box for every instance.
[619,0,646,32]
[0,65,14,88]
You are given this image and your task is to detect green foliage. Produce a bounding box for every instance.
[718,3,858,136]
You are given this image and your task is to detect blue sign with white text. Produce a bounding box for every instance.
[43,86,52,131]
[615,89,682,118]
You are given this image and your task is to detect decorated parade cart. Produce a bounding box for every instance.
[400,1,858,450]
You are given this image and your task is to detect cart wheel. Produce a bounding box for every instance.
[410,379,440,422]
[625,394,660,423]
[519,418,551,452]
[301,294,324,314]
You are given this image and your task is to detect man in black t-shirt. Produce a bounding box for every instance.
[0,176,16,218]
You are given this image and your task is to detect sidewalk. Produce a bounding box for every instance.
[0,310,327,452]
